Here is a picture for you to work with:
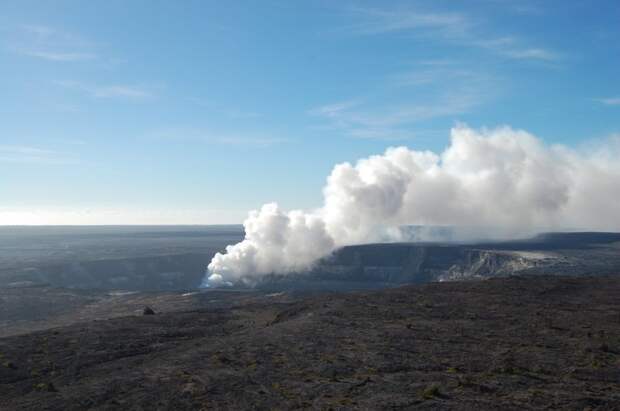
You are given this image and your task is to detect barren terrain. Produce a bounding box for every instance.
[1,275,620,410]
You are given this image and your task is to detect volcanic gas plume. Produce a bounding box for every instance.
[203,125,620,287]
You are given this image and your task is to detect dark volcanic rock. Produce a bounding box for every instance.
[1,275,620,410]
[142,306,155,315]
[257,232,620,290]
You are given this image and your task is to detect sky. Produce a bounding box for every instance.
[1,0,619,225]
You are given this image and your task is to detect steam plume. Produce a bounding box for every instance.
[204,125,620,287]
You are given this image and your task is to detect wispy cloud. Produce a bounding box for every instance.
[510,4,544,15]
[346,7,471,38]
[0,145,77,165]
[345,128,442,141]
[310,91,485,141]
[214,136,290,147]
[310,59,497,141]
[501,48,559,61]
[16,49,96,61]
[52,138,88,146]
[21,25,55,37]
[147,128,291,147]
[20,24,92,47]
[56,81,154,100]
[345,6,560,62]
[188,98,261,119]
[478,0,545,16]
[345,93,482,127]
[468,37,560,62]
[391,64,485,87]
[9,25,98,62]
[308,100,362,118]
[595,97,620,106]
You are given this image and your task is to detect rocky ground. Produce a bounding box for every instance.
[1,275,620,410]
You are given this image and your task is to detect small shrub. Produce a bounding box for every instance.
[421,384,441,399]
[3,361,16,370]
[143,306,155,315]
[33,382,56,392]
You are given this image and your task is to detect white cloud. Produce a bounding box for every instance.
[204,125,620,286]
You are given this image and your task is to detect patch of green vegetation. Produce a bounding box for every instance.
[501,366,516,375]
[457,375,474,388]
[246,360,257,371]
[491,365,519,375]
[421,384,441,399]
[33,382,56,392]
[446,367,458,373]
[528,388,544,398]
[3,360,16,370]
[338,398,354,406]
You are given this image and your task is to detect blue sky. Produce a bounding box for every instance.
[1,0,619,224]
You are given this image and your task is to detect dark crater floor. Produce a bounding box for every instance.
[1,275,620,410]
